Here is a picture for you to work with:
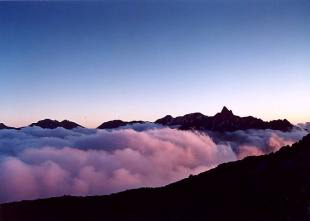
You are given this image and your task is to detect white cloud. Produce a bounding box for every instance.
[0,125,307,203]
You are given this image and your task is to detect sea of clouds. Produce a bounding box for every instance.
[298,122,310,131]
[0,124,308,203]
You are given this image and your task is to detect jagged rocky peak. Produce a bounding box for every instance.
[218,106,234,116]
[154,107,293,132]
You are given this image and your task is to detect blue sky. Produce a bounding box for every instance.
[0,0,309,127]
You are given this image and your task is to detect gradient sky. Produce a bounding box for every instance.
[0,0,309,128]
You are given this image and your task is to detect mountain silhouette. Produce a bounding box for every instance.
[0,123,15,130]
[1,133,309,221]
[29,119,83,129]
[97,120,145,129]
[155,106,293,131]
[0,107,294,131]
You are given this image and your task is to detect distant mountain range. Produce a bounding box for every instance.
[29,119,83,130]
[155,106,293,131]
[0,119,83,130]
[0,107,293,132]
[97,120,145,129]
[1,129,309,221]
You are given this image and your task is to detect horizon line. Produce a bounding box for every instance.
[1,107,308,129]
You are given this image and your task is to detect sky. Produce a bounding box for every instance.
[0,0,309,128]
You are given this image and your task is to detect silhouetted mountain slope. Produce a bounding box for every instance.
[1,107,293,131]
[29,119,83,129]
[1,133,309,221]
[155,106,293,131]
[97,120,145,129]
[0,123,15,130]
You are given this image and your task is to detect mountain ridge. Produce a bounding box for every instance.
[0,123,15,130]
[97,120,146,129]
[0,107,294,131]
[29,119,83,129]
[155,106,293,131]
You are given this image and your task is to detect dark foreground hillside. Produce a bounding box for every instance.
[1,134,310,221]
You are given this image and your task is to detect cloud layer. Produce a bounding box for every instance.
[298,122,310,131]
[0,125,307,203]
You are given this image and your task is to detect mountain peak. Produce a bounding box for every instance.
[30,119,82,129]
[0,123,15,130]
[155,107,293,131]
[220,106,233,115]
[154,115,174,125]
[0,123,9,129]
[97,120,146,129]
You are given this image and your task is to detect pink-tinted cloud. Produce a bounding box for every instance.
[0,126,307,203]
